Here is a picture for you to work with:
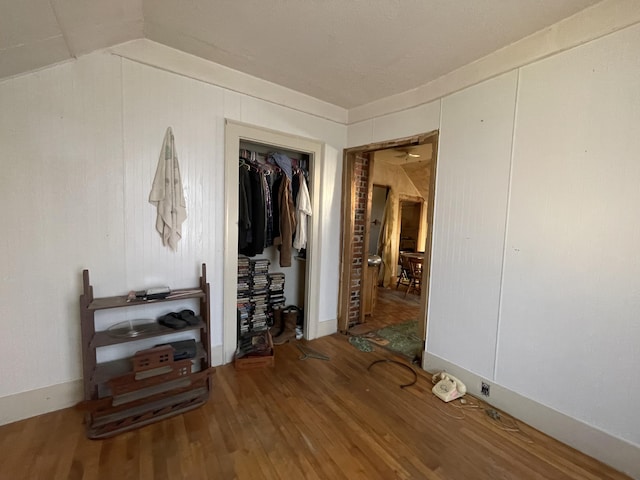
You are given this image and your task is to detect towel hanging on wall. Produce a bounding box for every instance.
[149,127,187,251]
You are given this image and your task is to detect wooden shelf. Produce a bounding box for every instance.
[79,264,212,439]
[88,288,205,311]
[92,342,206,385]
[91,319,205,348]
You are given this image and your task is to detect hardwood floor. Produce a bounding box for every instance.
[352,285,421,334]
[0,329,630,479]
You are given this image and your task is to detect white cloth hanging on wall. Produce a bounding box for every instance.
[149,127,187,251]
[293,173,312,250]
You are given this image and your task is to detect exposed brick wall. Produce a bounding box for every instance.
[349,153,369,324]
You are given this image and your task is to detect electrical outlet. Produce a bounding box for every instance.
[481,382,490,397]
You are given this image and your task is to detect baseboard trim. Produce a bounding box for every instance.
[210,344,224,367]
[423,353,639,479]
[0,380,83,426]
[315,318,337,338]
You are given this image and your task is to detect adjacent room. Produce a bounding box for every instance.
[1,1,639,479]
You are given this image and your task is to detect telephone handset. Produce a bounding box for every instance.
[432,372,466,402]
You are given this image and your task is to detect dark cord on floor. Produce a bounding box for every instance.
[367,359,418,389]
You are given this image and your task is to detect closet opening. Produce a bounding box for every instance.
[223,120,324,364]
[238,141,310,342]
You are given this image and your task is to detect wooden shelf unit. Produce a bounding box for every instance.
[79,263,213,439]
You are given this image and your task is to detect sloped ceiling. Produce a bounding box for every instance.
[0,0,143,79]
[1,0,601,108]
[376,144,432,201]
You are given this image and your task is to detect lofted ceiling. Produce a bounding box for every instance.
[375,144,433,201]
[1,0,602,109]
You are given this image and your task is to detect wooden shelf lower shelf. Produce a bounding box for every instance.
[91,342,206,386]
[91,319,205,348]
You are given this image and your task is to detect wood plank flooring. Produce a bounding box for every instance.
[359,285,422,332]
[0,292,631,479]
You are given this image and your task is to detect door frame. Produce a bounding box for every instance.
[338,131,439,357]
[398,196,425,254]
[223,120,324,364]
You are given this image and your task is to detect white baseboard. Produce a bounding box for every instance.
[0,380,83,426]
[423,353,640,480]
[315,318,337,338]
[0,345,227,426]
[210,344,224,366]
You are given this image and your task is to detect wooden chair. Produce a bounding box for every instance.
[396,254,412,290]
[405,256,423,297]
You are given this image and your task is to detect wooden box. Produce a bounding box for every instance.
[234,331,274,370]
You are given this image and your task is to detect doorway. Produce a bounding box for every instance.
[399,200,424,254]
[338,131,438,362]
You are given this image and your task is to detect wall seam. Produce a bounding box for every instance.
[47,0,75,58]
[493,69,521,381]
[119,57,128,285]
[424,97,443,355]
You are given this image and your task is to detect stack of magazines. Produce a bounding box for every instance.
[237,256,252,335]
[250,259,270,331]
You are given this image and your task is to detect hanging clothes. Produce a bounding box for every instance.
[263,173,274,247]
[239,148,309,264]
[238,164,252,250]
[270,173,282,242]
[292,169,300,206]
[274,175,297,267]
[293,171,312,250]
[149,127,187,251]
[239,167,266,257]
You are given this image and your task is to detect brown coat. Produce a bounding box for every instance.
[273,176,297,267]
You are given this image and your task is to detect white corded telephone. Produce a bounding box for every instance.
[432,372,466,402]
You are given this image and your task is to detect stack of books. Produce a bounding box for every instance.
[237,256,252,335]
[268,272,286,309]
[250,259,270,331]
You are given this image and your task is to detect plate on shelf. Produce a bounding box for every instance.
[107,319,160,338]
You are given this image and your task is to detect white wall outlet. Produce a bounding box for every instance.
[481,382,490,396]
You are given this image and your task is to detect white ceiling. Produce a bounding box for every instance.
[1,0,602,108]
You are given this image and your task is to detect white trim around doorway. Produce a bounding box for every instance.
[223,120,324,363]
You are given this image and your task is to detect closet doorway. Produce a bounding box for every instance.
[223,120,324,364]
[338,131,438,363]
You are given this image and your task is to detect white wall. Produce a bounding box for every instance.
[347,21,640,477]
[0,53,126,400]
[0,47,345,419]
[498,23,640,445]
[429,71,517,379]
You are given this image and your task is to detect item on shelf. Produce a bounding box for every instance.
[155,339,197,361]
[129,287,171,301]
[107,319,159,338]
[158,313,188,330]
[157,310,202,330]
[142,286,171,299]
[126,287,173,302]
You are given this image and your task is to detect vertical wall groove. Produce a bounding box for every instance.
[493,68,521,380]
